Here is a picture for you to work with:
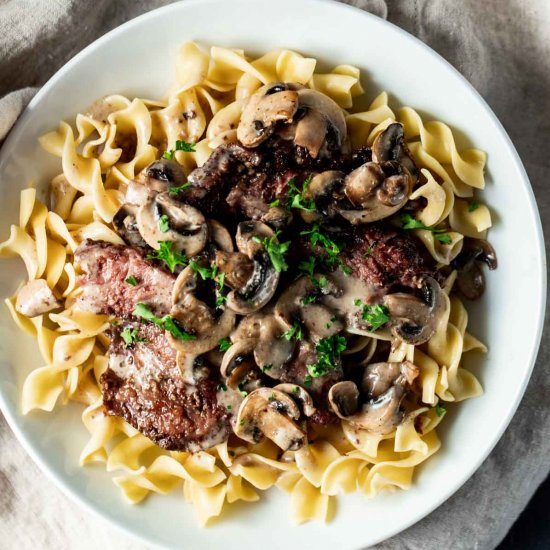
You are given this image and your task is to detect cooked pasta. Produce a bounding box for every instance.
[0,42,495,526]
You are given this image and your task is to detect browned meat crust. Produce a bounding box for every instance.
[101,323,231,451]
[75,241,175,317]
[342,223,434,291]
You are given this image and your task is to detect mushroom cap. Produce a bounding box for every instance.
[253,315,295,378]
[208,219,234,253]
[169,266,236,354]
[300,170,345,223]
[234,387,307,451]
[339,161,411,224]
[137,192,208,257]
[329,361,419,434]
[225,221,281,314]
[453,238,497,301]
[273,383,316,417]
[112,204,147,247]
[274,275,343,339]
[371,123,418,183]
[220,338,259,390]
[237,82,300,147]
[384,276,445,345]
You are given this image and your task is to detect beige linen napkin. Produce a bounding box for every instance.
[1,1,549,548]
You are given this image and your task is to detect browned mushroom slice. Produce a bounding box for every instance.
[137,192,208,257]
[220,339,262,392]
[453,238,498,300]
[15,279,61,317]
[371,123,418,183]
[224,221,280,314]
[300,170,346,224]
[328,361,419,434]
[253,315,295,377]
[168,266,235,354]
[234,388,307,451]
[208,219,234,253]
[383,276,445,345]
[294,88,348,158]
[237,82,299,147]
[112,204,147,247]
[274,275,343,340]
[260,205,293,230]
[126,159,187,205]
[273,383,316,417]
[339,161,411,224]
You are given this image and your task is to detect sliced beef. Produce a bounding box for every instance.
[75,240,175,318]
[101,323,231,451]
[341,223,434,291]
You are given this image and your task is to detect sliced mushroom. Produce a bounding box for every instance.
[372,123,418,183]
[234,388,307,451]
[220,339,261,391]
[237,83,299,147]
[253,315,295,377]
[453,238,497,300]
[273,383,316,417]
[137,192,208,256]
[383,276,445,345]
[339,161,411,224]
[15,279,61,317]
[112,204,147,247]
[328,361,419,434]
[300,170,345,223]
[294,88,348,158]
[215,250,255,290]
[126,159,186,205]
[261,206,293,230]
[361,361,418,397]
[274,275,343,339]
[168,266,235,354]
[208,219,234,253]
[225,221,280,314]
[176,352,210,384]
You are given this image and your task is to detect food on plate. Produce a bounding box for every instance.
[0,42,495,526]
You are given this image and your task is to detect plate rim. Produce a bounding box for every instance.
[0,0,546,547]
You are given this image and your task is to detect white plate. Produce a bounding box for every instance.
[0,0,546,548]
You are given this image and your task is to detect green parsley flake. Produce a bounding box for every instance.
[147,241,188,272]
[435,403,446,417]
[355,301,390,331]
[261,364,273,372]
[237,381,248,398]
[162,140,197,160]
[218,338,233,352]
[215,272,228,307]
[168,182,193,194]
[253,230,290,273]
[239,419,246,426]
[125,275,138,286]
[189,260,217,281]
[301,294,317,305]
[133,303,196,341]
[218,383,228,392]
[468,199,479,212]
[158,214,170,233]
[306,334,347,379]
[282,320,303,341]
[401,213,452,245]
[268,199,281,208]
[292,386,300,395]
[120,327,144,348]
[286,176,316,213]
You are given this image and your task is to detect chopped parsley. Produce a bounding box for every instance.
[189,260,217,280]
[227,404,232,410]
[261,364,273,372]
[468,199,479,212]
[158,214,170,233]
[147,241,188,272]
[268,199,281,208]
[125,275,138,286]
[364,242,377,257]
[286,175,316,212]
[326,315,338,329]
[215,272,228,307]
[237,381,248,398]
[292,386,300,395]
[168,182,193,194]
[218,338,233,352]
[300,223,351,274]
[306,334,347,379]
[133,303,196,341]
[401,213,452,245]
[298,257,329,288]
[162,139,197,159]
[355,300,390,331]
[253,230,290,273]
[301,294,317,305]
[282,320,303,341]
[218,383,228,392]
[268,392,276,402]
[120,327,144,348]
[435,403,446,417]
[239,419,246,426]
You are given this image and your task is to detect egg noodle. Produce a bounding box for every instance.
[0,43,491,525]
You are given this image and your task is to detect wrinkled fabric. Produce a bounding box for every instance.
[0,1,549,549]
